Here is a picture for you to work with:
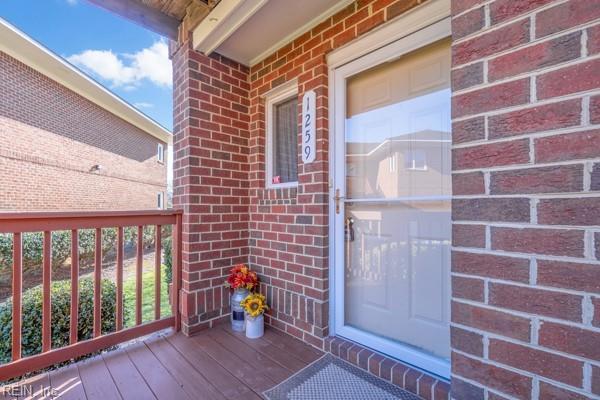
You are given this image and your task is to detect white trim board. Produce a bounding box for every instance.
[327,0,451,69]
[192,0,268,56]
[192,0,355,66]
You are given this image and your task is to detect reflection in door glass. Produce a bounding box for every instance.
[345,87,451,199]
[343,39,451,359]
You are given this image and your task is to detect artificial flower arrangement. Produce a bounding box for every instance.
[241,292,269,338]
[226,264,259,291]
[225,263,269,338]
[241,293,269,318]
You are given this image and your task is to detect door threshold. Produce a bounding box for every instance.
[325,335,451,400]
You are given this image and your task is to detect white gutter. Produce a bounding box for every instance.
[0,18,172,145]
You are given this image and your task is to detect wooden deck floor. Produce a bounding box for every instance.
[1,324,323,399]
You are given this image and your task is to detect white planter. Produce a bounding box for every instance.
[245,313,264,339]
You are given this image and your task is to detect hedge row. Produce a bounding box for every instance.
[0,226,172,273]
[0,278,130,364]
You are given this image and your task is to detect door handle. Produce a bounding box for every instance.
[345,217,355,241]
[334,189,345,214]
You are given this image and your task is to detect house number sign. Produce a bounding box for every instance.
[302,90,316,164]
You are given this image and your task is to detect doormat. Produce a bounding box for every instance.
[263,354,420,400]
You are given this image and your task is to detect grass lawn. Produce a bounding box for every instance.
[123,264,171,327]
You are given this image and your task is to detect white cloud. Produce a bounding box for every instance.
[134,102,154,109]
[67,40,172,89]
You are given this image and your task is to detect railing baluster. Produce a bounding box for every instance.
[136,226,143,325]
[12,232,22,361]
[42,231,52,353]
[116,227,124,331]
[173,214,182,331]
[0,210,182,381]
[70,229,79,345]
[94,228,102,338]
[155,225,161,320]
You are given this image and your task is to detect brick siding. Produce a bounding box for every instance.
[0,51,168,211]
[451,0,600,398]
[171,0,600,398]
[172,0,450,397]
[171,42,251,334]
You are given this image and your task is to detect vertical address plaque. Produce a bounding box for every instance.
[302,90,316,164]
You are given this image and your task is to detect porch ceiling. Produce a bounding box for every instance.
[214,0,354,66]
[86,0,354,66]
[137,0,194,19]
[85,0,212,39]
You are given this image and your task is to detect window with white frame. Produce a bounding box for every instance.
[157,143,164,163]
[266,82,298,188]
[157,192,164,209]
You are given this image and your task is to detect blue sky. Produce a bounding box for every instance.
[0,0,173,131]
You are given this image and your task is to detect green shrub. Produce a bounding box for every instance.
[163,237,172,284]
[0,232,71,271]
[0,227,158,274]
[0,278,130,364]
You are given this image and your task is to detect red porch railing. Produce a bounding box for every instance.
[0,209,182,381]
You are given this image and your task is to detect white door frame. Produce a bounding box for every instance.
[327,0,451,379]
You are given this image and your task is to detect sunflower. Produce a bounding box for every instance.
[241,293,269,318]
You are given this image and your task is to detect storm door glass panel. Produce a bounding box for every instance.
[273,97,298,184]
[343,39,451,359]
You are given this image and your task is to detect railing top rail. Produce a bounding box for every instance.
[0,209,183,220]
[0,209,183,233]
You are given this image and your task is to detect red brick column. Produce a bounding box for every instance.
[172,41,250,334]
[450,0,600,398]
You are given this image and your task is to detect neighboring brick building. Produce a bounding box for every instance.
[84,0,600,398]
[0,19,171,211]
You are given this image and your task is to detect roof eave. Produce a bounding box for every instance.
[0,18,172,145]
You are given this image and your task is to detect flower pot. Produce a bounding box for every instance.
[231,288,249,332]
[245,313,264,339]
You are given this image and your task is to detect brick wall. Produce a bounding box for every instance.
[246,0,441,353]
[170,0,438,355]
[172,0,600,398]
[0,51,168,211]
[450,0,600,398]
[171,41,251,334]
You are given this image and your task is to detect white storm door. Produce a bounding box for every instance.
[332,22,452,378]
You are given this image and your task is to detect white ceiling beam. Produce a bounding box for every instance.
[192,0,268,56]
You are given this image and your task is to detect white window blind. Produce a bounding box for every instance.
[272,97,298,184]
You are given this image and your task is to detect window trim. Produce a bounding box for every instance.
[265,81,299,189]
[157,143,164,163]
